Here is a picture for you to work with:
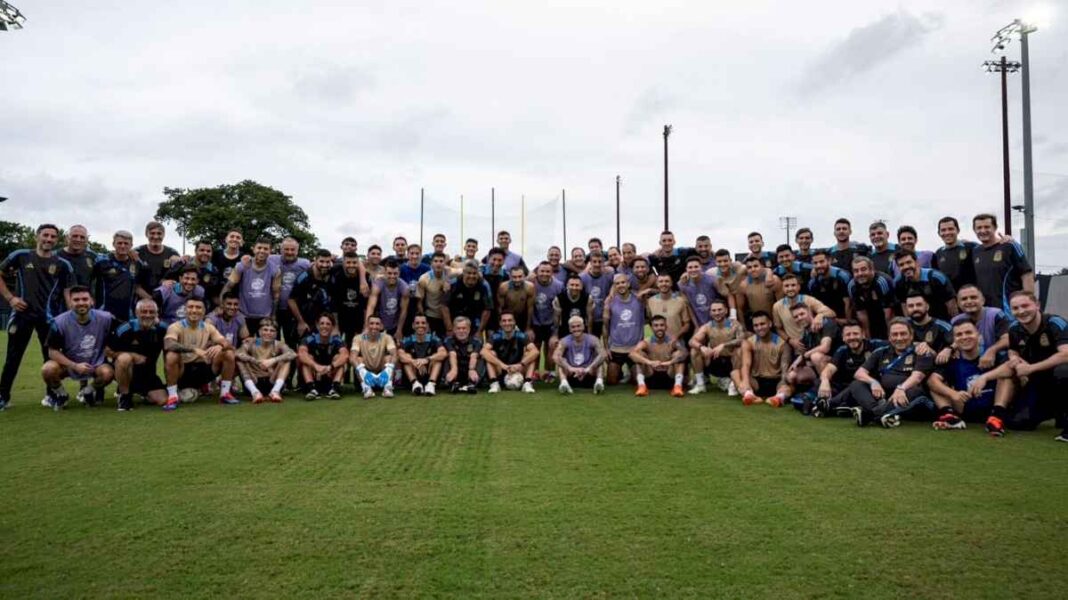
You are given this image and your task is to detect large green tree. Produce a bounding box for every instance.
[155,180,319,255]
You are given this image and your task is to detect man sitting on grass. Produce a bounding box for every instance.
[925,319,1003,431]
[40,285,115,410]
[784,302,839,413]
[812,321,886,418]
[848,318,934,429]
[737,311,792,407]
[688,298,746,396]
[236,318,296,404]
[552,316,606,395]
[108,299,169,411]
[351,314,398,399]
[629,315,687,397]
[398,315,447,396]
[483,312,539,394]
[297,313,348,400]
[162,296,237,411]
[444,316,484,394]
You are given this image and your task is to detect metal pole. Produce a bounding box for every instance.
[1019,24,1036,266]
[999,57,1013,234]
[615,175,621,249]
[561,189,567,252]
[460,195,464,244]
[491,187,495,242]
[663,125,671,231]
[521,194,526,257]
[420,187,425,248]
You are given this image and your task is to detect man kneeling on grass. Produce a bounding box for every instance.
[483,312,539,394]
[108,299,169,411]
[629,314,687,397]
[297,313,348,400]
[398,315,447,396]
[236,318,296,404]
[350,314,398,399]
[40,285,115,410]
[552,315,606,395]
[163,296,237,411]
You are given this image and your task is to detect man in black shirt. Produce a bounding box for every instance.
[844,318,934,428]
[288,250,336,338]
[971,213,1034,311]
[93,231,150,323]
[905,294,953,365]
[848,256,894,340]
[134,221,181,291]
[814,321,886,417]
[107,299,169,410]
[806,250,851,323]
[829,218,871,271]
[646,230,694,283]
[0,224,73,410]
[447,261,493,338]
[57,224,97,290]
[931,216,978,289]
[893,249,956,321]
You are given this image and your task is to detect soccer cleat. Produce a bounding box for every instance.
[305,388,320,401]
[767,395,784,408]
[363,387,376,399]
[716,377,731,392]
[47,388,69,411]
[985,416,1005,438]
[1055,429,1068,443]
[411,382,424,396]
[634,384,649,397]
[811,398,828,418]
[834,406,855,418]
[424,382,436,396]
[850,406,867,427]
[932,413,966,430]
[880,413,901,429]
[0,396,8,411]
[327,385,342,399]
[727,381,739,397]
[77,386,99,408]
[530,371,541,382]
[268,392,284,403]
[219,392,239,405]
[670,384,685,398]
[488,381,501,394]
[543,372,556,384]
[593,380,605,395]
[117,393,133,412]
[382,387,395,398]
[687,383,706,395]
[449,382,461,394]
[522,381,535,394]
[251,392,265,404]
[464,384,478,395]
[163,395,180,412]
[742,391,760,406]
[558,382,573,395]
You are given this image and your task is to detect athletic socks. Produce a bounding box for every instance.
[220,380,232,395]
[674,373,684,386]
[166,385,178,397]
[244,379,258,394]
[271,379,285,394]
[695,373,706,386]
[635,373,646,386]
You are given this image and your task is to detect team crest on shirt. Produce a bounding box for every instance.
[85,257,93,269]
[871,291,878,301]
[993,251,1003,263]
[905,355,914,366]
[164,258,173,268]
[620,308,634,322]
[925,332,934,343]
[1040,334,1050,347]
[695,293,708,306]
[959,249,968,261]
[48,264,56,275]
[108,268,118,277]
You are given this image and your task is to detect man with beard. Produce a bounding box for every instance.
[847,318,934,429]
[222,238,281,334]
[619,243,639,275]
[398,314,447,396]
[93,230,149,323]
[784,302,839,411]
[481,248,508,333]
[894,249,956,321]
[688,298,746,395]
[738,311,792,407]
[40,286,114,410]
[580,252,613,338]
[773,245,813,286]
[647,273,692,341]
[529,262,564,380]
[553,274,593,341]
[350,314,398,399]
[330,252,370,345]
[108,299,169,411]
[206,293,250,348]
[497,266,536,338]
[544,246,568,283]
[269,237,311,349]
[444,316,484,393]
[626,256,657,300]
[166,240,222,309]
[896,226,934,269]
[829,218,870,271]
[794,228,816,263]
[813,321,887,418]
[713,249,746,319]
[867,221,898,276]
[806,249,851,325]
[972,213,1034,312]
[932,216,978,289]
[288,249,336,341]
[57,224,97,289]
[926,320,1003,430]
[134,221,181,292]
[772,274,835,355]
[483,312,539,394]
[848,256,894,340]
[365,258,409,339]
[416,252,452,338]
[950,285,1010,366]
[630,315,687,398]
[553,316,607,395]
[678,256,720,333]
[448,261,494,338]
[154,266,205,326]
[904,294,953,367]
[693,235,715,271]
[745,232,777,269]
[739,255,783,325]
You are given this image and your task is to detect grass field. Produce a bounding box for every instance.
[1,332,1066,598]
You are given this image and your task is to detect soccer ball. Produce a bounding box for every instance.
[504,372,525,391]
[179,388,199,403]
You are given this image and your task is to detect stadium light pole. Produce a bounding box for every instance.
[491,187,495,241]
[615,175,621,249]
[561,189,567,253]
[662,125,672,231]
[983,56,1020,234]
[0,0,26,30]
[419,188,425,248]
[779,216,797,245]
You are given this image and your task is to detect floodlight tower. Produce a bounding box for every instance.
[983,57,1020,233]
[0,1,26,30]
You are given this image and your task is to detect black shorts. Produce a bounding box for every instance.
[533,324,554,346]
[131,365,165,395]
[647,372,673,390]
[566,373,597,388]
[610,351,633,367]
[705,357,734,378]
[178,362,215,388]
[754,376,780,398]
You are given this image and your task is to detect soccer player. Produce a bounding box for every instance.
[365,258,410,339]
[926,319,1002,430]
[812,321,886,418]
[448,261,493,338]
[483,312,539,394]
[688,298,746,395]
[162,296,237,411]
[498,266,535,336]
[530,262,564,379]
[606,246,623,271]
[712,249,746,318]
[93,230,149,323]
[487,231,527,273]
[545,246,568,282]
[270,237,311,349]
[0,224,73,410]
[745,232,776,269]
[896,225,934,268]
[737,311,792,407]
[563,246,587,278]
[330,252,370,345]
[678,256,720,332]
[154,265,205,326]
[553,316,607,394]
[553,274,594,341]
[350,314,398,399]
[364,245,385,279]
[135,221,181,291]
[829,218,870,271]
[626,256,657,300]
[297,313,348,400]
[784,302,839,409]
[867,221,898,276]
[235,318,295,403]
[166,240,223,309]
[893,249,956,321]
[398,314,447,396]
[972,213,1034,311]
[391,236,408,262]
[40,286,114,410]
[693,235,715,271]
[223,238,281,333]
[772,274,835,354]
[213,229,245,281]
[57,224,97,290]
[806,249,851,324]
[206,293,250,348]
[950,285,1010,366]
[420,233,449,266]
[482,248,508,307]
[794,228,815,263]
[581,252,613,338]
[604,273,645,385]
[848,318,934,428]
[932,216,978,289]
[739,255,783,324]
[620,243,638,275]
[647,231,692,283]
[449,238,480,276]
[400,243,431,286]
[904,294,953,365]
[108,299,169,411]
[288,249,336,337]
[416,252,453,337]
[647,273,692,341]
[984,291,1068,440]
[773,245,813,286]
[444,316,484,393]
[630,315,687,397]
[848,256,894,340]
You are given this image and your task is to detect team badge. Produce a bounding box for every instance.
[1040,334,1050,347]
[164,258,173,268]
[108,268,118,277]
[871,291,878,301]
[959,249,967,261]
[905,355,914,366]
[925,332,934,343]
[85,257,93,269]
[993,251,1003,263]
[48,264,56,275]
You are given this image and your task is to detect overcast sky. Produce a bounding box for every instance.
[1,0,1066,270]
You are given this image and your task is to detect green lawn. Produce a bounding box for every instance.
[1,332,1065,598]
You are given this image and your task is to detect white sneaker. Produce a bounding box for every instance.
[522,381,535,394]
[558,383,573,395]
[687,383,706,395]
[424,382,436,396]
[382,386,394,398]
[727,381,739,397]
[362,386,375,399]
[488,381,501,394]
[411,382,424,396]
[593,379,605,394]
[77,386,94,406]
[717,377,731,392]
[41,395,53,408]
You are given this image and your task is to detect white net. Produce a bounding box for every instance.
[420,192,562,263]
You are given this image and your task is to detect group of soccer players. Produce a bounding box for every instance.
[1,214,1065,442]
